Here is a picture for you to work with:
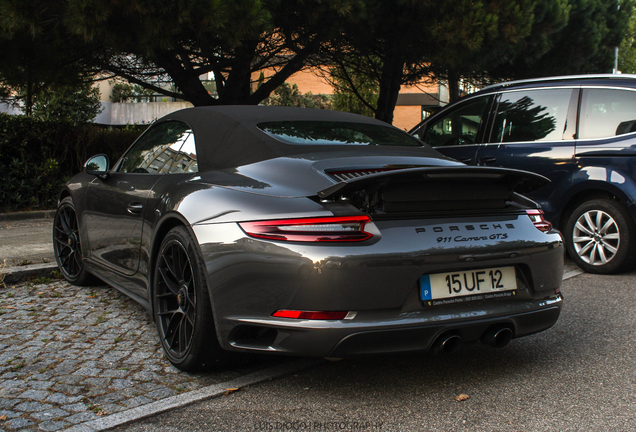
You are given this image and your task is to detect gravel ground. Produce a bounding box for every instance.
[0,280,288,431]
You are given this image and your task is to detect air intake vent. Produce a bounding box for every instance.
[327,168,401,182]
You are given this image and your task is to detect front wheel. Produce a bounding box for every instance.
[53,197,97,286]
[153,226,228,371]
[564,199,636,274]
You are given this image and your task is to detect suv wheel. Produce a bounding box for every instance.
[564,199,636,274]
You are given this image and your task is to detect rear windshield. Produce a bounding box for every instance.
[258,121,423,147]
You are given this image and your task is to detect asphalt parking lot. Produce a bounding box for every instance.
[112,270,636,432]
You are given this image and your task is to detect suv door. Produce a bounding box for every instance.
[412,95,494,164]
[473,88,579,219]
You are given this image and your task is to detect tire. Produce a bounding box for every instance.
[153,226,228,371]
[53,197,97,286]
[564,199,636,274]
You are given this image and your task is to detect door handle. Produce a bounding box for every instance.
[127,202,144,214]
[478,157,497,166]
[458,158,473,164]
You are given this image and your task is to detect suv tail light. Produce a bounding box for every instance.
[526,209,552,232]
[239,216,373,242]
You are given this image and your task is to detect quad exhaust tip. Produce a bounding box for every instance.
[432,325,514,354]
[432,333,463,355]
[481,325,513,348]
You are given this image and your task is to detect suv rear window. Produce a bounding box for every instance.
[259,121,422,147]
[580,88,636,139]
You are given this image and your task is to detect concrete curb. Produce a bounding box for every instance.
[65,358,323,432]
[0,209,56,222]
[1,262,58,284]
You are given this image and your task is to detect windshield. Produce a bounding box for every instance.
[258,121,423,147]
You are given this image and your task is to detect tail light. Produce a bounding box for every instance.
[272,310,352,320]
[239,216,373,242]
[526,209,552,232]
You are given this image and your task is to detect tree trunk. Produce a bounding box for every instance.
[448,70,461,103]
[154,52,215,106]
[220,41,258,105]
[25,63,33,117]
[375,53,404,125]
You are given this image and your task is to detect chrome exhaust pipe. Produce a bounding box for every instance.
[432,333,463,354]
[481,326,513,348]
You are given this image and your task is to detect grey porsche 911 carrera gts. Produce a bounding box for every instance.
[53,106,563,371]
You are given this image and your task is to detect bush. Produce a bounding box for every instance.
[31,83,103,125]
[0,114,144,212]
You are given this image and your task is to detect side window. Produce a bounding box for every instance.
[119,121,196,174]
[579,88,636,139]
[421,96,492,147]
[492,89,573,143]
[170,132,198,173]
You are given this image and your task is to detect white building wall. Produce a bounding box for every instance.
[94,102,193,126]
[0,102,22,115]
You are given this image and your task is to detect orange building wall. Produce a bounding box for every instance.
[256,68,440,131]
[393,106,423,131]
[287,69,334,95]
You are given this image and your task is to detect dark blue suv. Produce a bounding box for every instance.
[411,74,636,274]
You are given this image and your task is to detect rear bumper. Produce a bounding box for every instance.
[222,295,562,357]
[328,302,561,357]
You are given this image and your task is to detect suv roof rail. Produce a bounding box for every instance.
[481,74,636,92]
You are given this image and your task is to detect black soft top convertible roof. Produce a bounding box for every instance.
[159,106,437,171]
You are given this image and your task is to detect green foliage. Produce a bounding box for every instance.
[330,64,379,117]
[264,83,332,110]
[619,6,636,73]
[0,0,100,115]
[30,83,102,124]
[110,83,135,103]
[110,82,155,103]
[491,0,633,79]
[0,114,142,212]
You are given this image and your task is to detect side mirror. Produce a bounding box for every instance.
[84,154,109,179]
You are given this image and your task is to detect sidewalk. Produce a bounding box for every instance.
[0,213,57,284]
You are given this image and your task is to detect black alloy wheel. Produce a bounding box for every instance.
[53,197,95,286]
[565,199,636,274]
[154,226,224,371]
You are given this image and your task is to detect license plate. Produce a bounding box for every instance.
[420,266,517,302]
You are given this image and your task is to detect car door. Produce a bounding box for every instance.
[83,121,193,276]
[413,95,494,164]
[473,88,579,218]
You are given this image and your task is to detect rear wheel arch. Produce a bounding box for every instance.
[58,189,71,204]
[148,216,188,312]
[560,190,620,230]
[148,215,209,313]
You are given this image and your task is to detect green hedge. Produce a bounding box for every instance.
[0,114,144,212]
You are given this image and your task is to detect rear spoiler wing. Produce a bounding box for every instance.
[318,166,550,200]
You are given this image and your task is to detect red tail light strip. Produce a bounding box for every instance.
[239,216,373,242]
[272,310,350,320]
